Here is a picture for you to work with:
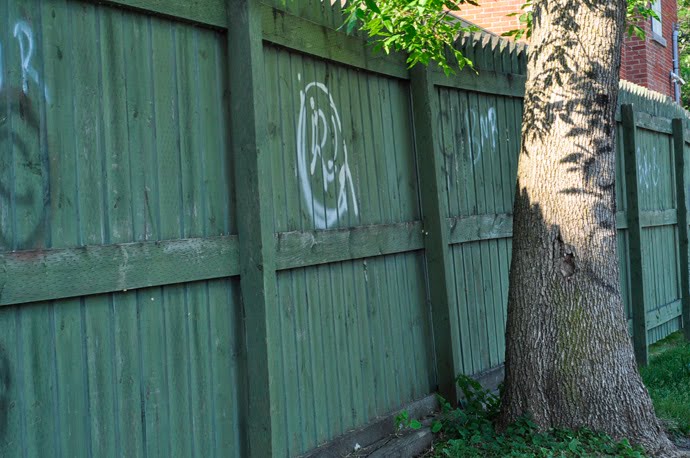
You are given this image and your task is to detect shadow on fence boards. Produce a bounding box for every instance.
[0,0,688,456]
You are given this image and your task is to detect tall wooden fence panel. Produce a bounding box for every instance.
[1,0,689,457]
[617,86,690,363]
[637,126,680,343]
[262,45,435,454]
[0,1,246,457]
[433,37,525,376]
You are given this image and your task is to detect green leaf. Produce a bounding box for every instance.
[410,419,422,430]
[364,0,381,14]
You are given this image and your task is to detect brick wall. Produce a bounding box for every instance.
[621,0,677,97]
[458,0,678,98]
[458,0,524,36]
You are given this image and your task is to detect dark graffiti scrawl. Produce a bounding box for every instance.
[0,349,10,439]
[0,19,51,251]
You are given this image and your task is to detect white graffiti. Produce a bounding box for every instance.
[637,147,660,189]
[468,106,498,165]
[296,74,358,229]
[0,20,50,102]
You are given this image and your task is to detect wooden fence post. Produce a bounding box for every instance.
[410,66,459,404]
[672,118,690,341]
[227,1,283,456]
[621,104,649,365]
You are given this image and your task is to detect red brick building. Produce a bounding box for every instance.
[458,0,682,100]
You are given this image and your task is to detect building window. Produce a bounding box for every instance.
[651,0,662,37]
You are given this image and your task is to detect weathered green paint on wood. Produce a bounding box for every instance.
[261,6,409,80]
[647,299,683,329]
[434,77,519,375]
[447,214,513,244]
[228,0,282,456]
[633,111,674,134]
[275,222,424,270]
[86,0,227,28]
[262,41,432,455]
[673,118,690,341]
[430,68,526,98]
[1,237,240,305]
[0,1,244,458]
[410,65,459,404]
[622,104,649,365]
[1,1,689,457]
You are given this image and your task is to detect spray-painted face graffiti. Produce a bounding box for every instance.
[297,74,358,229]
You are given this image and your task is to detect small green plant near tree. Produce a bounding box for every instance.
[395,338,690,457]
[405,375,648,457]
[394,409,423,432]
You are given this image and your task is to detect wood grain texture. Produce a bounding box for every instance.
[431,69,525,98]
[646,299,683,330]
[447,214,513,244]
[2,1,689,456]
[673,119,690,341]
[275,222,424,270]
[85,0,226,28]
[1,236,240,306]
[636,112,673,134]
[622,104,649,365]
[410,66,458,404]
[261,5,409,80]
[228,0,283,456]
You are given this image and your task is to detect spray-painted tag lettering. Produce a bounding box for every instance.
[0,20,50,102]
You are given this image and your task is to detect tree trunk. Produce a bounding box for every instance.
[499,0,677,454]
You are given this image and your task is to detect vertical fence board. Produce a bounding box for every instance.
[674,119,690,340]
[410,65,458,403]
[622,104,649,365]
[0,307,20,458]
[228,0,282,457]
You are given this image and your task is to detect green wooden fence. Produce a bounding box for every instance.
[0,0,688,456]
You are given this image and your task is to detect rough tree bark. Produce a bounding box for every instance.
[499,0,677,455]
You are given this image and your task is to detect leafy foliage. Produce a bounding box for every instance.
[501,1,532,40]
[344,0,660,74]
[426,375,648,457]
[394,409,423,431]
[679,0,690,108]
[343,0,480,75]
[624,0,659,40]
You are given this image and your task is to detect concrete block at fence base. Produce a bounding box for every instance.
[366,428,434,458]
[300,395,438,457]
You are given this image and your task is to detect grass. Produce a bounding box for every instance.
[421,332,690,457]
[640,331,690,437]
